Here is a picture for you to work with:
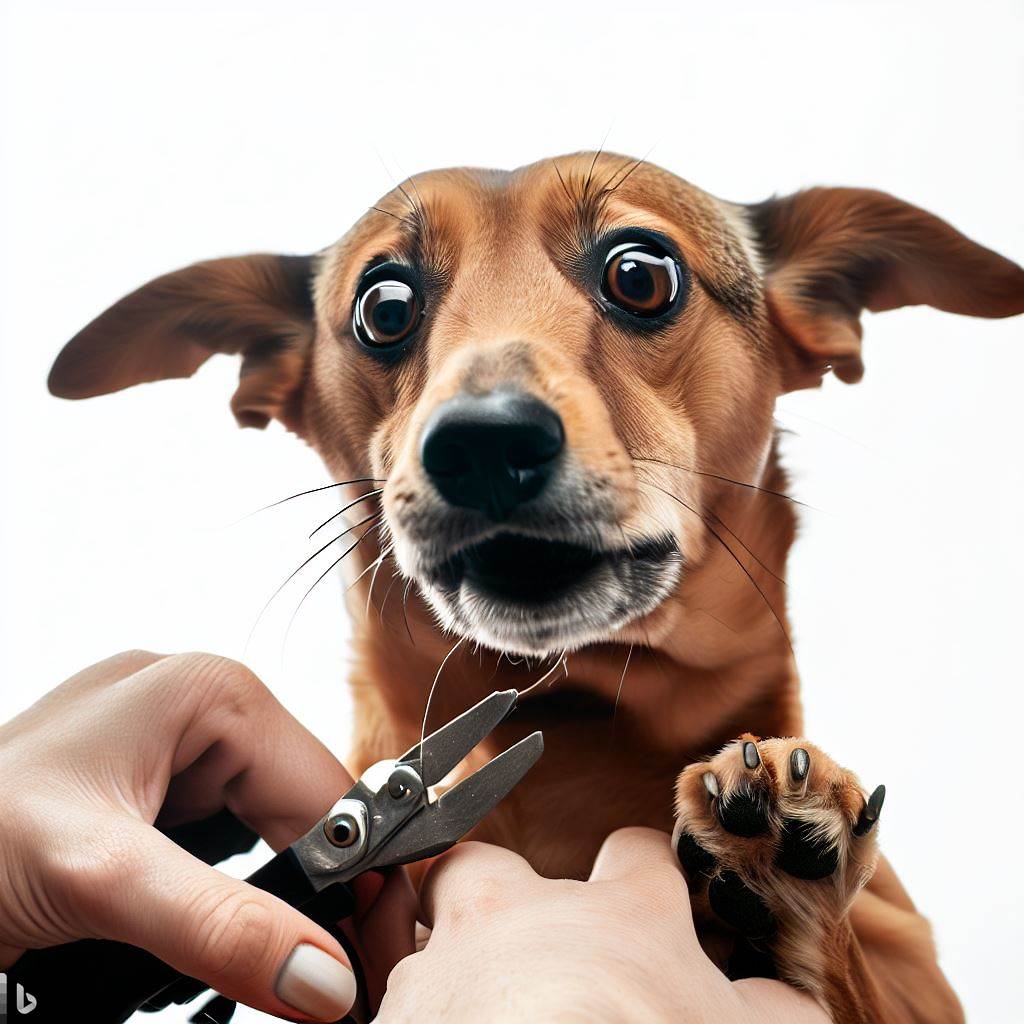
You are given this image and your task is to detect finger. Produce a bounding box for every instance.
[1,651,170,770]
[77,821,357,1022]
[16,650,167,724]
[418,841,536,929]
[588,827,697,940]
[734,978,833,1023]
[588,826,688,888]
[132,654,354,848]
[342,870,419,1011]
[62,649,168,691]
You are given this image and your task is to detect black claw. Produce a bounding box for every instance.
[676,831,718,877]
[742,741,760,769]
[708,871,775,938]
[790,747,809,782]
[776,818,839,879]
[717,785,771,838]
[853,784,886,836]
[703,772,720,798]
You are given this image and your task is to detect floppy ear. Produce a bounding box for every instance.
[748,188,1024,390]
[48,253,316,430]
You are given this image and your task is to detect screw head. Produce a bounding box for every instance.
[386,764,421,801]
[324,812,359,848]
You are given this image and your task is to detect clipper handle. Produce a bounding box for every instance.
[5,815,358,1023]
[3,811,257,1022]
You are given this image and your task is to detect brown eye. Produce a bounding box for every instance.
[602,242,681,318]
[353,279,422,348]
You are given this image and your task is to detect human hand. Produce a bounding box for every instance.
[0,651,414,1021]
[378,827,829,1023]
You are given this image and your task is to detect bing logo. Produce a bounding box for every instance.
[0,974,37,1018]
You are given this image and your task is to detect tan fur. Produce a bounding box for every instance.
[49,153,1024,1022]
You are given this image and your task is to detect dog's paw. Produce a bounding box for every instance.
[673,736,884,998]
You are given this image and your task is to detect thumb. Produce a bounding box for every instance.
[588,827,697,937]
[75,822,357,1021]
[589,826,690,888]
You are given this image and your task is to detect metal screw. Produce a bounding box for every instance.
[324,812,359,848]
[386,764,420,801]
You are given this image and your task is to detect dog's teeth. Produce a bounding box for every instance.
[790,747,810,782]
[703,772,720,798]
[742,741,760,770]
[853,784,886,836]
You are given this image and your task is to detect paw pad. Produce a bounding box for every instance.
[707,870,775,938]
[716,785,770,838]
[676,831,717,876]
[776,818,839,880]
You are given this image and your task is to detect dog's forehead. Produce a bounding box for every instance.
[359,154,730,244]
[316,153,761,324]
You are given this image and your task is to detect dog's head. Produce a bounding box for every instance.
[50,154,1024,657]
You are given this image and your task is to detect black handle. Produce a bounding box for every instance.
[5,937,182,1023]
[4,811,356,1023]
[137,847,329,1014]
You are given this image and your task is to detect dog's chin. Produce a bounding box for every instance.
[416,532,682,657]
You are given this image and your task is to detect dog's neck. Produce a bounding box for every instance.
[343,445,801,771]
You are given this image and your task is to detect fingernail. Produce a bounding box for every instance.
[276,944,357,1021]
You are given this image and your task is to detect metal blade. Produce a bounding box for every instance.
[398,688,519,788]
[371,730,544,866]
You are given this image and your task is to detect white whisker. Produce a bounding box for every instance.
[419,636,467,755]
[516,648,568,698]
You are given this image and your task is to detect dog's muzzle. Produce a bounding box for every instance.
[395,388,682,655]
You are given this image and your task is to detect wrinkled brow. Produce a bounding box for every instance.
[539,157,640,266]
[539,162,762,324]
[371,182,465,279]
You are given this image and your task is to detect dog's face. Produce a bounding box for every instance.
[49,153,1024,657]
[306,156,776,655]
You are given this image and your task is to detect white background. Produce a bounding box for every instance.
[1,1,1021,1020]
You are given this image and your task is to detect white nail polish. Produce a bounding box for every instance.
[276,943,357,1021]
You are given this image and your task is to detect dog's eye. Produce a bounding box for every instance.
[353,279,422,348]
[602,242,681,318]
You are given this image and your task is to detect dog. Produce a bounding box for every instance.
[48,152,1024,1022]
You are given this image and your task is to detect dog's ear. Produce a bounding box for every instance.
[48,253,316,430]
[748,189,1024,390]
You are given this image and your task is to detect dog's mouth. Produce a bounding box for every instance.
[420,531,681,655]
[435,533,607,602]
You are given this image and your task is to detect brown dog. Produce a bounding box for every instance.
[48,153,1024,1022]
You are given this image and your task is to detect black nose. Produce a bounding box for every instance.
[420,390,565,520]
